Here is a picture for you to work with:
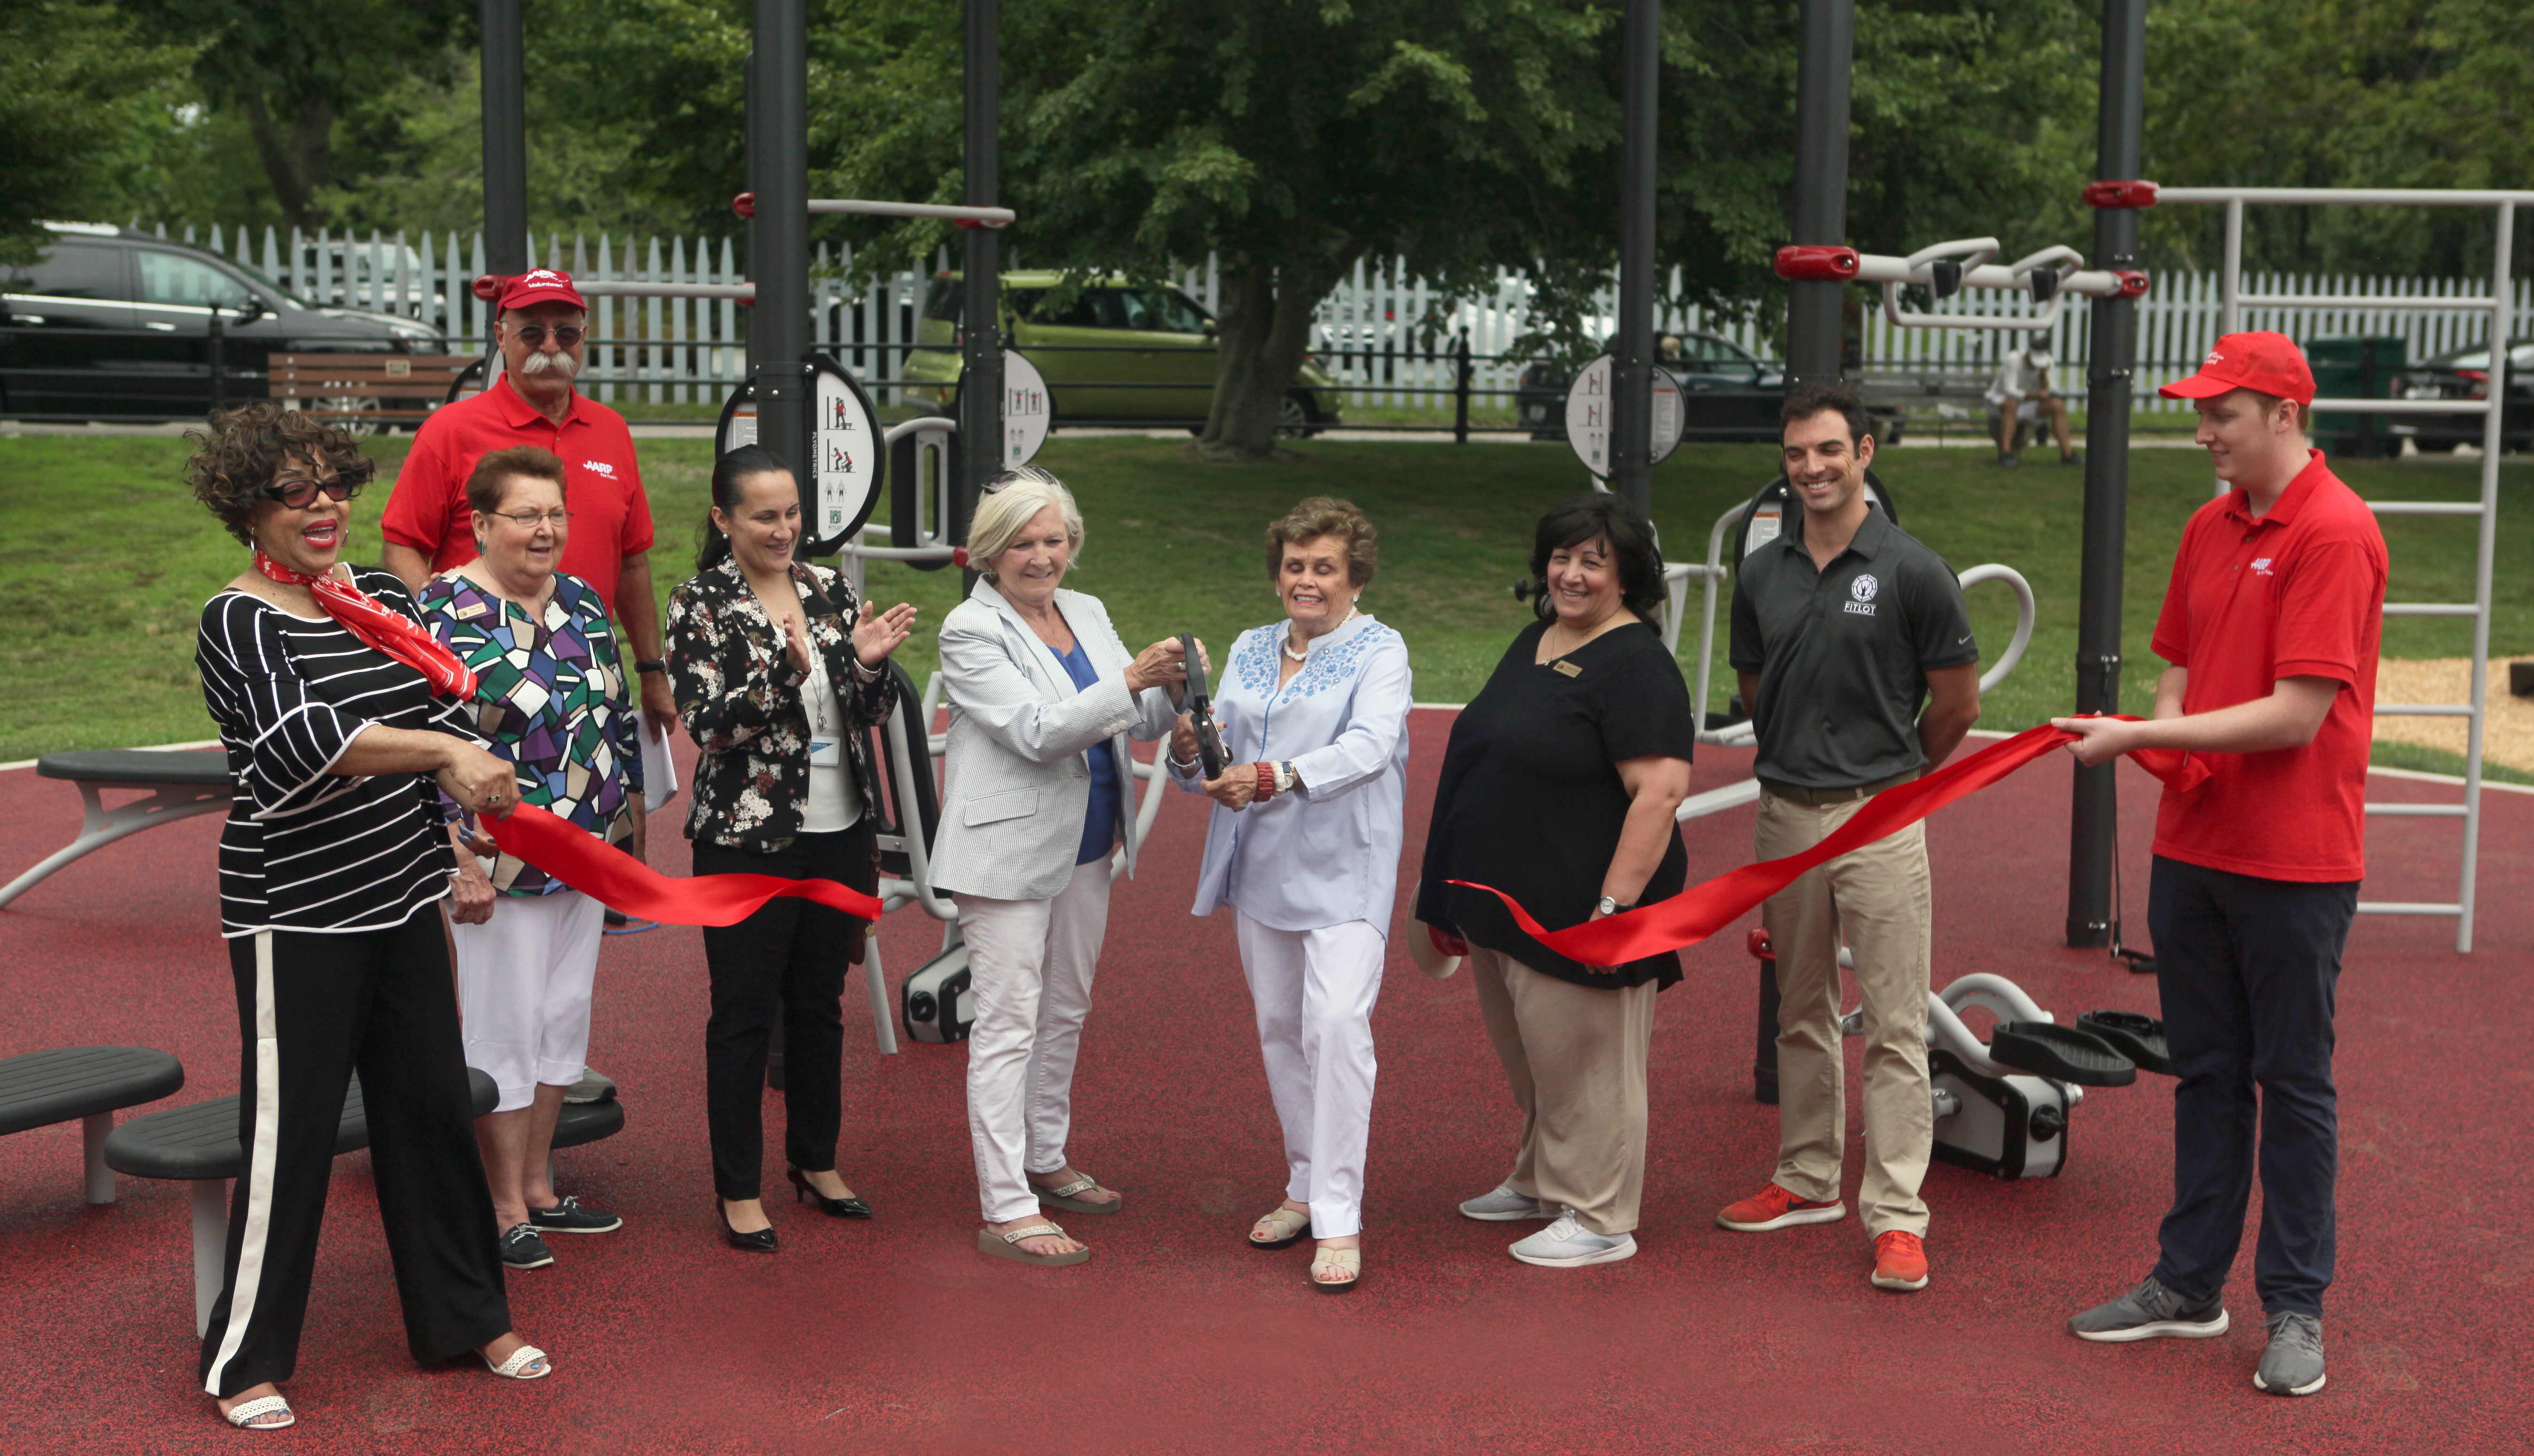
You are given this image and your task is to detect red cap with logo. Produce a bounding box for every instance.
[2157,330,2315,406]
[491,268,587,313]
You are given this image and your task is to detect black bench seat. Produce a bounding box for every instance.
[0,1045,185,1204]
[0,750,232,911]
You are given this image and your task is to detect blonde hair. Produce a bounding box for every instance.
[967,467,1085,574]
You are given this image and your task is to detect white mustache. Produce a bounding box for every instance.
[516,350,579,379]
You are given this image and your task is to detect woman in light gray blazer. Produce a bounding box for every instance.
[932,466,1187,1267]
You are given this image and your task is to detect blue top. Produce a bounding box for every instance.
[1050,638,1121,864]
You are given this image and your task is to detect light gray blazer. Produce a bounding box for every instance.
[930,579,1177,901]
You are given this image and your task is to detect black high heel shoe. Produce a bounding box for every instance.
[787,1166,874,1219]
[717,1198,778,1251]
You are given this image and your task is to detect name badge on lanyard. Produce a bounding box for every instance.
[809,734,842,767]
[805,657,841,766]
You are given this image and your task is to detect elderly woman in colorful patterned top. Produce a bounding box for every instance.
[1168,497,1411,1293]
[417,445,644,1275]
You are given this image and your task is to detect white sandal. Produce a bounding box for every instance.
[1031,1171,1124,1215]
[222,1394,294,1430]
[1249,1205,1312,1249]
[480,1344,552,1380]
[978,1222,1093,1266]
[1310,1246,1362,1293]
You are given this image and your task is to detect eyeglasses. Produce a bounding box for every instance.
[487,509,573,529]
[507,324,585,349]
[263,473,364,509]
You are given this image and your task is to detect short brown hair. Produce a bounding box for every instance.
[1265,497,1378,587]
[183,402,378,546]
[466,446,568,515]
[1781,381,1874,446]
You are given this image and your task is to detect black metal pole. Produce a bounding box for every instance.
[2066,0,2147,948]
[1607,0,1658,511]
[955,0,1002,561]
[480,0,528,277]
[1785,0,1854,387]
[750,0,811,502]
[1453,327,1472,445]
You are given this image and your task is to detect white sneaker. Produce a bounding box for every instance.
[1459,1184,1557,1222]
[1509,1213,1637,1268]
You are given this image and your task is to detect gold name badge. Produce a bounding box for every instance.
[1552,659,1582,678]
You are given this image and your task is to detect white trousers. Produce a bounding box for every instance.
[956,860,1113,1224]
[1234,913,1384,1239]
[449,889,604,1113]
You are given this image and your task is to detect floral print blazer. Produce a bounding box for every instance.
[666,556,894,852]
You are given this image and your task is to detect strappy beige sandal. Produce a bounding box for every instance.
[1031,1171,1124,1215]
[1249,1205,1312,1249]
[1310,1246,1362,1293]
[978,1222,1092,1266]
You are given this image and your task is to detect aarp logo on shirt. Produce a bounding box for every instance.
[581,459,618,479]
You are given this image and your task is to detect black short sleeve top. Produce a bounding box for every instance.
[1414,619,1698,990]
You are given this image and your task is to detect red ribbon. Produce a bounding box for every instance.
[256,551,480,700]
[481,803,883,926]
[1449,722,2204,967]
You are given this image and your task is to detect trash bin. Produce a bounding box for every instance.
[2308,335,2406,459]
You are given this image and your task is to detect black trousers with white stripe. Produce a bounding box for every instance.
[199,912,511,1397]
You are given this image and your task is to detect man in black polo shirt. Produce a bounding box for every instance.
[1717,382,1983,1294]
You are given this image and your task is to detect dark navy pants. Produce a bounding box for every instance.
[2146,855,2356,1318]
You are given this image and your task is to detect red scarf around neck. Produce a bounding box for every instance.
[253,552,479,700]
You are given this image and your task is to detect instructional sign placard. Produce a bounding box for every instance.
[1565,355,1686,477]
[713,354,889,557]
[953,350,1053,468]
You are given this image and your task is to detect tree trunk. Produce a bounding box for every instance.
[238,91,335,230]
[1197,251,1354,460]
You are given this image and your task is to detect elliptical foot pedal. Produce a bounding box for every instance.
[1988,1022,2136,1087]
[2076,1011,2171,1076]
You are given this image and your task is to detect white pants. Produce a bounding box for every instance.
[957,860,1113,1224]
[1235,913,1384,1239]
[449,889,605,1113]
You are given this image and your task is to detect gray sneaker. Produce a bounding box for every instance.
[2253,1312,2327,1396]
[1458,1184,1556,1222]
[1509,1213,1637,1268]
[2066,1276,2230,1342]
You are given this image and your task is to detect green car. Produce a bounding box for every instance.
[896,272,1344,434]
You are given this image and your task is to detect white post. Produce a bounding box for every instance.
[2458,200,2511,953]
[82,1113,114,1204]
[191,1179,227,1337]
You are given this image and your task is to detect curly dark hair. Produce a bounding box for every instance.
[1264,496,1378,587]
[1527,493,1666,621]
[183,401,378,547]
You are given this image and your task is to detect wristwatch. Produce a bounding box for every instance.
[1596,895,1634,917]
[634,658,666,674]
[1271,760,1296,795]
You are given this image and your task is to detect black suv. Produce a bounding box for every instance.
[0,224,444,423]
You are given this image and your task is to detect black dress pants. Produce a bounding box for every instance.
[2146,854,2357,1318]
[696,820,875,1200]
[199,913,510,1398]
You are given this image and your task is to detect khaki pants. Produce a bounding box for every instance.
[1756,791,1933,1238]
[1469,945,1657,1236]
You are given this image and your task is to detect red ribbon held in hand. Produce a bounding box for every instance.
[1450,721,2203,968]
[481,803,883,926]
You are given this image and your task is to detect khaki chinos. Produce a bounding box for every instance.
[1756,786,1933,1239]
[1468,945,1657,1236]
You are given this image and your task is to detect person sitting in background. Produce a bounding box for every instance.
[1171,496,1411,1293]
[1987,334,2078,467]
[1415,492,1696,1271]
[417,445,643,1273]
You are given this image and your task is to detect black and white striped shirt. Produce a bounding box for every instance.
[196,569,484,937]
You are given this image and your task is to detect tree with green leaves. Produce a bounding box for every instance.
[0,3,196,263]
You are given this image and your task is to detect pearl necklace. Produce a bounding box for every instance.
[1285,607,1360,663]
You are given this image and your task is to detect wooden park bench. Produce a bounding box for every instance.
[107,1069,627,1333]
[268,352,485,427]
[0,751,232,912]
[0,1046,186,1205]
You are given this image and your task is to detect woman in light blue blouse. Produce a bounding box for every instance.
[1171,497,1411,1293]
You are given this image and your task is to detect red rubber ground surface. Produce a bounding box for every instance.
[0,713,2527,1453]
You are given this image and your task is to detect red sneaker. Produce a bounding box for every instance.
[1716,1183,1847,1232]
[1872,1230,1930,1291]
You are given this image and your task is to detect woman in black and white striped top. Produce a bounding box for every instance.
[184,402,556,1433]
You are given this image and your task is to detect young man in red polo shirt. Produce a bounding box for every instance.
[382,269,674,735]
[2053,332,2387,1398]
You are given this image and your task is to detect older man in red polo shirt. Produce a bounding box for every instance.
[381,269,674,734]
[2052,332,2387,1399]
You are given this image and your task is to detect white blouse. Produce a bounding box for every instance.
[1175,613,1413,932]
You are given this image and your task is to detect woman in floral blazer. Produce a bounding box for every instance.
[664,444,915,1250]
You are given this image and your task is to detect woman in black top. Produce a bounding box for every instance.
[1415,493,1695,1270]
[666,445,915,1251]
[186,402,552,1431]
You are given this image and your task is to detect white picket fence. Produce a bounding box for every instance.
[141,219,2534,416]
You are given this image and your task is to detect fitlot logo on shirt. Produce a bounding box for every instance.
[1845,573,1879,616]
[581,460,617,479]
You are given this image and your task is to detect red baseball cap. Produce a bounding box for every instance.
[2158,330,2315,406]
[492,268,587,313]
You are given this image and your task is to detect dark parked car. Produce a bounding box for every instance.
[0,223,444,425]
[1517,331,1902,445]
[2397,341,2534,453]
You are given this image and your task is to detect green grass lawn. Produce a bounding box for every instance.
[3,430,2526,767]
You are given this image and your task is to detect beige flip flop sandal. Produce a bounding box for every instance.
[1310,1246,1362,1293]
[978,1222,1092,1266]
[1249,1206,1312,1249]
[1031,1172,1124,1215]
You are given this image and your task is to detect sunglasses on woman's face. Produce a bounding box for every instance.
[264,473,364,510]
